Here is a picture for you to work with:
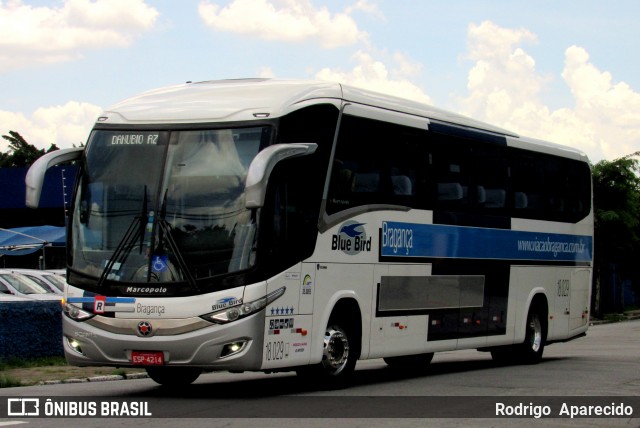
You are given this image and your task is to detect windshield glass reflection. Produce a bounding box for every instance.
[70,127,269,285]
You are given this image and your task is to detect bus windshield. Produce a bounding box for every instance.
[70,127,271,286]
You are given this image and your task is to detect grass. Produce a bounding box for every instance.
[0,373,22,388]
[603,313,627,323]
[0,356,66,371]
[0,356,145,388]
[112,368,131,378]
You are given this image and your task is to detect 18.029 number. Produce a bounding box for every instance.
[265,341,286,361]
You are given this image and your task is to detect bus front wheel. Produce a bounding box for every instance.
[146,366,202,386]
[297,316,360,384]
[320,323,357,377]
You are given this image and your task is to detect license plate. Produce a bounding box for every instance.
[131,351,164,366]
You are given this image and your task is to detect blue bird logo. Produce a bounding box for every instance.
[340,222,366,237]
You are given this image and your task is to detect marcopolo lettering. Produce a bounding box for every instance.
[125,286,168,294]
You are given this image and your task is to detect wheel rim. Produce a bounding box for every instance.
[528,314,542,353]
[322,325,350,375]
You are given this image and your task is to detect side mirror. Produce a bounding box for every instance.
[26,147,84,208]
[245,143,317,208]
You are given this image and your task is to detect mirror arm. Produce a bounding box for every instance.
[26,147,84,208]
[245,143,317,208]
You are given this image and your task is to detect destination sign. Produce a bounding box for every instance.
[109,133,160,146]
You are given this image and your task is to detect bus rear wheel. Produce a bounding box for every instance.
[491,306,546,365]
[518,309,545,364]
[146,366,202,386]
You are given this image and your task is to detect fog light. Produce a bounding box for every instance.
[66,336,84,355]
[220,341,247,358]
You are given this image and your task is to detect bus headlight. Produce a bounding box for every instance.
[62,301,95,321]
[201,286,286,324]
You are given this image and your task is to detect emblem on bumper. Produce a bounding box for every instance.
[137,321,153,337]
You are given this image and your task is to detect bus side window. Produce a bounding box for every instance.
[391,174,412,196]
[330,160,354,195]
[261,156,322,273]
[326,114,429,214]
[353,169,380,193]
[509,149,590,223]
[432,145,473,210]
[438,182,463,201]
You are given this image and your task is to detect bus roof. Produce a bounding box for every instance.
[99,78,513,135]
[98,78,588,161]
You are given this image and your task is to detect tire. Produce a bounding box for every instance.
[384,353,434,370]
[517,308,545,364]
[297,317,360,385]
[490,306,546,365]
[146,367,202,386]
[320,323,358,377]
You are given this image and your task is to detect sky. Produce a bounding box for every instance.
[1,0,639,163]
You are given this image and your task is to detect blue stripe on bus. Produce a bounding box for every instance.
[67,296,136,304]
[380,221,592,262]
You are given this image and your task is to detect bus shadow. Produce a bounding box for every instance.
[124,356,570,399]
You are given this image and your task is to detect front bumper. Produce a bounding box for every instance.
[62,311,265,371]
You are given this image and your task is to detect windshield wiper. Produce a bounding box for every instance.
[155,190,199,292]
[96,186,148,288]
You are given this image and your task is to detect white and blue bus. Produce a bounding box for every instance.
[26,79,593,386]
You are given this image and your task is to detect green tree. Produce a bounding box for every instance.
[592,152,640,314]
[0,131,59,167]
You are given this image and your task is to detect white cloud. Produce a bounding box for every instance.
[461,21,546,121]
[0,110,32,152]
[315,50,432,104]
[562,46,640,160]
[0,101,102,153]
[392,52,423,78]
[344,0,384,19]
[458,21,640,162]
[466,20,537,62]
[257,66,275,78]
[198,0,368,48]
[0,0,159,71]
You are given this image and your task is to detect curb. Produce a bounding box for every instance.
[39,372,149,386]
[589,313,640,326]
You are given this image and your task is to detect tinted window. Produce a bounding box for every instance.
[511,149,591,222]
[327,115,429,214]
[325,114,591,224]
